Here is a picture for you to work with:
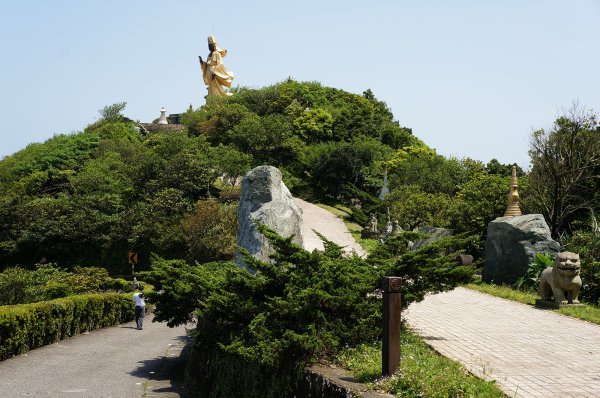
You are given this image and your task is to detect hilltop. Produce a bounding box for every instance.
[0,81,422,271]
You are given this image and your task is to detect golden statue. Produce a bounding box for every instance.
[199,35,234,97]
[504,165,522,217]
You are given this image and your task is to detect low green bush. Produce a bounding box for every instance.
[0,292,135,361]
[102,277,130,292]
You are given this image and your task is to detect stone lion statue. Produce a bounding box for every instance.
[539,252,582,305]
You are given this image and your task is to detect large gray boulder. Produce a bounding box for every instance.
[483,214,560,284]
[236,166,303,268]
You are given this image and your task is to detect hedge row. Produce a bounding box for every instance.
[0,293,135,361]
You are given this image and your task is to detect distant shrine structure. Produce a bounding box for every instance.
[139,107,185,133]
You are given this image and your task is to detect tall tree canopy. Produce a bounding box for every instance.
[528,105,600,238]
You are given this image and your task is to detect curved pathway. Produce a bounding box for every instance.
[294,198,366,257]
[0,314,191,397]
[405,287,600,398]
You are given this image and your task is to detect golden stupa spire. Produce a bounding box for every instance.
[504,165,522,217]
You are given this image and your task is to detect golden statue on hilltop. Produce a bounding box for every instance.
[199,35,234,97]
[504,165,522,217]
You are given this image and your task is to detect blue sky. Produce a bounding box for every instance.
[1,1,599,169]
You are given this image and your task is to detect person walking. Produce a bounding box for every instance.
[133,286,146,330]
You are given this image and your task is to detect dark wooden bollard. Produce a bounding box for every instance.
[382,276,401,376]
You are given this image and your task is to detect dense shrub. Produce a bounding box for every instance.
[143,259,236,327]
[565,231,600,304]
[0,264,70,305]
[300,138,392,199]
[182,200,238,262]
[0,265,134,306]
[0,292,135,361]
[385,185,452,230]
[148,227,475,397]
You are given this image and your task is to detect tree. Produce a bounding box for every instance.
[385,185,452,230]
[99,102,127,122]
[182,199,238,262]
[301,138,392,198]
[485,159,524,177]
[385,144,469,195]
[528,104,600,238]
[208,144,252,186]
[293,108,334,143]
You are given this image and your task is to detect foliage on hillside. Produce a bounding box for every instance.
[0,81,419,272]
[3,80,598,286]
[0,80,526,274]
[0,120,244,272]
[0,264,130,306]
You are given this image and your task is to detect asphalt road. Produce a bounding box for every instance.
[0,314,191,398]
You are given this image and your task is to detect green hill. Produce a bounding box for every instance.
[0,80,419,273]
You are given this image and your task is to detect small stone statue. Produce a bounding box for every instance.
[361,213,379,239]
[368,213,378,232]
[199,35,234,97]
[391,220,402,236]
[384,219,393,235]
[539,252,582,306]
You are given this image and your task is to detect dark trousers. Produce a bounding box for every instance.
[135,306,145,329]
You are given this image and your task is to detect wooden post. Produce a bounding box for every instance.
[382,276,401,376]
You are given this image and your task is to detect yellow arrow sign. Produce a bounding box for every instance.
[128,252,138,265]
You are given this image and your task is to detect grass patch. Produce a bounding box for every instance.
[465,283,537,305]
[465,282,600,325]
[352,234,379,254]
[315,203,352,218]
[334,328,507,398]
[557,305,600,324]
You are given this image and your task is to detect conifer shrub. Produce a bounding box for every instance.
[147,227,476,397]
[372,232,479,307]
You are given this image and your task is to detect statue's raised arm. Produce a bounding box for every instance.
[200,35,234,97]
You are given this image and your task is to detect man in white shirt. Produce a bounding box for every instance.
[133,286,145,330]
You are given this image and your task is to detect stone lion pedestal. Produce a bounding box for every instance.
[535,251,584,309]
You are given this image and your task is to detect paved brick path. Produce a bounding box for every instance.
[294,198,366,257]
[405,287,600,398]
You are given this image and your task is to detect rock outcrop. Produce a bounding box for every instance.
[483,214,560,284]
[236,166,303,268]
